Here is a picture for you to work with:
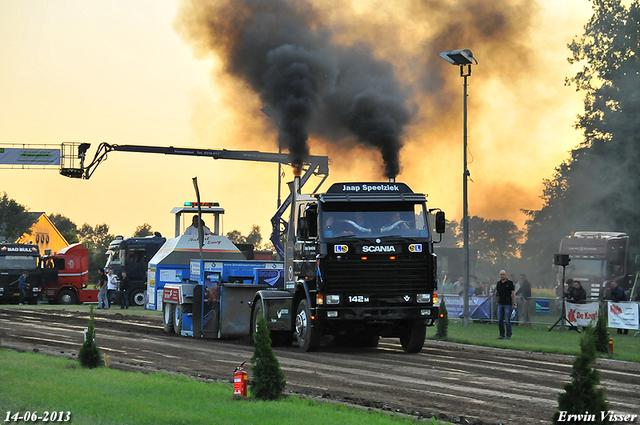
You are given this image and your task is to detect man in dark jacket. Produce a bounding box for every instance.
[119,271,130,309]
[566,280,587,304]
[609,281,628,334]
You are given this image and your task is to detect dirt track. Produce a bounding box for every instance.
[1,307,639,424]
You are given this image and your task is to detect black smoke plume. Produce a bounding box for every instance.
[177,0,412,178]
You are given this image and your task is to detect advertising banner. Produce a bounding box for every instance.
[0,148,60,165]
[607,301,640,330]
[443,296,491,319]
[565,301,599,327]
[535,298,550,314]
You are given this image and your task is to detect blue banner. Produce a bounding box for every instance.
[535,298,550,314]
[443,296,491,319]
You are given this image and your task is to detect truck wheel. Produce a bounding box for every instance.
[275,331,293,347]
[131,289,145,307]
[295,299,321,352]
[363,333,380,348]
[251,299,265,337]
[163,303,175,333]
[174,304,192,335]
[399,321,426,353]
[174,304,182,335]
[57,289,77,305]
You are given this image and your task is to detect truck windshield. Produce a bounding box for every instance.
[321,202,428,239]
[566,259,605,277]
[105,243,124,268]
[0,255,39,270]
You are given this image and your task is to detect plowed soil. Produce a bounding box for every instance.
[1,307,639,424]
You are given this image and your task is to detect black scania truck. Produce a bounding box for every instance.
[252,180,444,353]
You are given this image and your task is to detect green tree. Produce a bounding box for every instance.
[226,225,263,249]
[522,0,640,286]
[132,223,153,237]
[78,223,114,284]
[553,326,609,424]
[436,298,449,339]
[594,303,610,354]
[440,219,462,247]
[250,315,286,400]
[48,213,79,244]
[78,306,103,368]
[0,192,34,242]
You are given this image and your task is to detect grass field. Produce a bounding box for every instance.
[0,350,436,425]
[434,319,640,362]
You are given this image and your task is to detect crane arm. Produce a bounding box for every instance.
[60,142,329,259]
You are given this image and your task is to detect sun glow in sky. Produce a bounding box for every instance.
[0,0,593,243]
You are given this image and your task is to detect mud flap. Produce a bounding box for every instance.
[258,290,293,332]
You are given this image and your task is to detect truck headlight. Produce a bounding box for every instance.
[326,295,340,305]
[417,293,431,303]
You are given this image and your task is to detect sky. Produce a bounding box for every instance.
[0,0,594,244]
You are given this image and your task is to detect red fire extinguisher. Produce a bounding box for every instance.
[609,338,614,355]
[234,362,247,397]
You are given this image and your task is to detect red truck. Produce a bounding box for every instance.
[41,243,98,305]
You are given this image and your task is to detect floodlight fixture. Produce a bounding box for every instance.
[438,48,477,327]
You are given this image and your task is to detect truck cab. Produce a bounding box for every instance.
[559,231,631,301]
[0,244,51,304]
[276,181,444,352]
[41,243,93,304]
[105,235,166,306]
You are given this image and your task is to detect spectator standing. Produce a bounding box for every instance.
[119,271,130,309]
[566,280,587,304]
[517,274,532,326]
[442,277,454,295]
[107,269,118,306]
[453,276,464,296]
[97,268,109,309]
[609,281,628,335]
[496,270,517,340]
[18,271,29,305]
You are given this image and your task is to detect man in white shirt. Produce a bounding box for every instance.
[184,215,212,236]
[107,268,119,306]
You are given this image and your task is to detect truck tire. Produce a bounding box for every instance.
[362,333,380,348]
[163,303,175,333]
[251,299,293,346]
[295,299,321,352]
[174,304,192,335]
[250,299,265,337]
[400,321,426,353]
[130,289,145,307]
[57,289,77,305]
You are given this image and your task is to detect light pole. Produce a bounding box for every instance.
[439,49,477,327]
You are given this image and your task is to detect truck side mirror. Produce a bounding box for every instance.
[435,211,446,234]
[297,216,309,239]
[306,208,318,238]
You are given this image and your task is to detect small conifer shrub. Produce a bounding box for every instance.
[553,326,609,424]
[78,306,103,368]
[250,315,286,400]
[594,303,609,354]
[436,297,449,338]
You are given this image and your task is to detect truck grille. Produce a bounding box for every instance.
[323,256,432,294]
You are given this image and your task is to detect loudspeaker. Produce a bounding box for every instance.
[554,254,570,266]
